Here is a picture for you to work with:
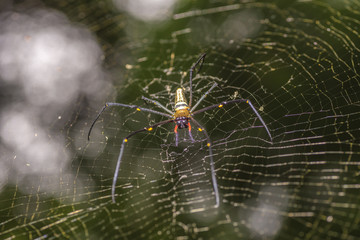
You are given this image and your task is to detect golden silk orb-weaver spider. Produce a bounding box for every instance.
[88,53,272,207]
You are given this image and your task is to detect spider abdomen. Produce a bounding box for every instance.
[174,88,191,119]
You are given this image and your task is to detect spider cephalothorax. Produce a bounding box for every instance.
[88,53,272,207]
[175,116,189,129]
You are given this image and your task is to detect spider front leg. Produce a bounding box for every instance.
[191,118,220,208]
[174,119,195,146]
[111,119,174,203]
[188,122,195,143]
[174,125,179,146]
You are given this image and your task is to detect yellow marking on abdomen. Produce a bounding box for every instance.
[174,88,190,113]
[175,88,187,105]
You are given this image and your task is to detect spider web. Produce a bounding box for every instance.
[1,0,360,239]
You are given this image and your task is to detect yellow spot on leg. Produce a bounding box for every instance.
[136,108,141,111]
[124,139,128,143]
[198,128,203,132]
[218,104,223,108]
[147,127,153,131]
[207,143,211,147]
[246,100,249,104]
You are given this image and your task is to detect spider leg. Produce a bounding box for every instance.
[191,118,220,208]
[142,96,173,115]
[188,122,195,142]
[192,99,272,141]
[190,82,218,112]
[189,53,207,108]
[174,122,194,146]
[112,118,174,203]
[88,102,173,140]
[174,125,179,146]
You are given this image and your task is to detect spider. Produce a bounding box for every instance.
[88,53,272,207]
